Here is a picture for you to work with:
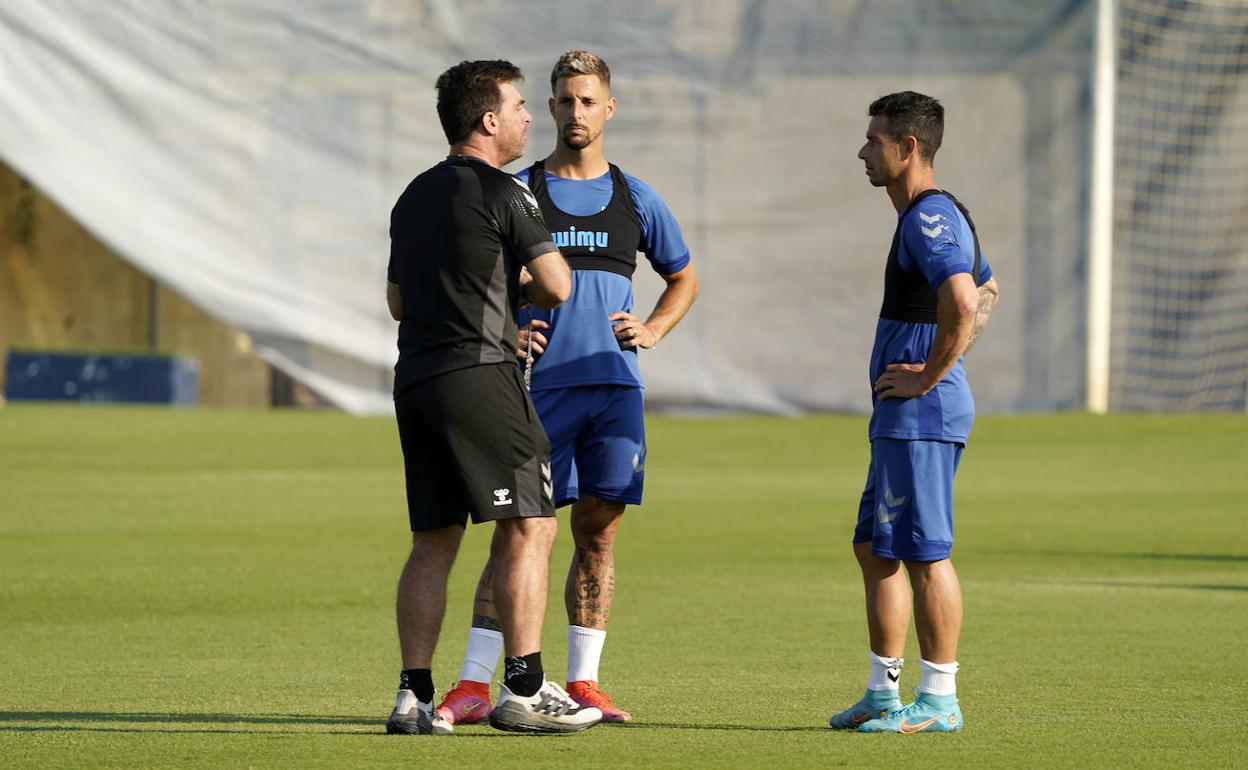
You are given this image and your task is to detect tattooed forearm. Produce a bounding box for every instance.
[965,279,999,354]
[471,613,502,632]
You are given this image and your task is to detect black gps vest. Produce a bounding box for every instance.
[880,189,983,324]
[527,160,644,278]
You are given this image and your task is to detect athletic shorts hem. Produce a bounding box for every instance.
[868,541,953,562]
[577,485,642,506]
[530,377,645,393]
[411,509,555,532]
[553,492,641,508]
[411,520,466,534]
[868,429,969,444]
[504,508,557,520]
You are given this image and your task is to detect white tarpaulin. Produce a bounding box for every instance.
[0,1,1097,414]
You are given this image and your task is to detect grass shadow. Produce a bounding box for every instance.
[0,725,381,736]
[0,711,380,735]
[0,711,375,725]
[617,722,829,733]
[0,712,833,736]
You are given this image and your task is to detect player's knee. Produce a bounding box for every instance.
[496,515,556,547]
[570,502,623,548]
[853,540,882,564]
[904,557,954,582]
[573,522,617,553]
[855,544,901,577]
[411,524,463,552]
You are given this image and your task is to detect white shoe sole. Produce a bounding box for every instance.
[488,702,599,734]
[386,712,452,735]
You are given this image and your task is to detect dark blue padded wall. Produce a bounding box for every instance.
[4,351,199,405]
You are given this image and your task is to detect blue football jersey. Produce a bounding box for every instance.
[517,166,691,391]
[869,194,994,443]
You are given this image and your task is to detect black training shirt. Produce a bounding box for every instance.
[388,155,557,395]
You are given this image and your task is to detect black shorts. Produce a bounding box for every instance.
[395,362,555,531]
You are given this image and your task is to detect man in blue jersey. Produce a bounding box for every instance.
[437,50,698,725]
[827,92,1000,734]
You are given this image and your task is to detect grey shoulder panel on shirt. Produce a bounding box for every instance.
[475,164,545,222]
[477,244,509,366]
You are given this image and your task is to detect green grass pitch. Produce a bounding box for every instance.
[1,406,1244,767]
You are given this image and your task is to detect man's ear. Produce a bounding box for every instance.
[900,135,919,162]
[481,109,500,137]
[605,96,616,121]
[549,96,556,121]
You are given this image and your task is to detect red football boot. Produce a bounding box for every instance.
[435,680,492,725]
[566,680,631,722]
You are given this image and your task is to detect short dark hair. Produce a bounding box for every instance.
[868,91,944,163]
[435,60,524,144]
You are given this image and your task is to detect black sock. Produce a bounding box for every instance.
[399,668,434,703]
[503,652,544,697]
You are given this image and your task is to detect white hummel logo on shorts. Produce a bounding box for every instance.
[878,487,907,525]
[538,463,552,502]
[877,504,894,525]
[493,488,513,506]
[884,488,907,508]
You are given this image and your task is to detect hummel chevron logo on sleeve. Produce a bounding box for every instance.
[510,177,542,215]
[918,211,946,239]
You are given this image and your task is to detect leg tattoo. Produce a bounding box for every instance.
[566,545,615,629]
[471,561,501,631]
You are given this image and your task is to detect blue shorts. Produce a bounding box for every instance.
[531,385,646,508]
[853,438,963,562]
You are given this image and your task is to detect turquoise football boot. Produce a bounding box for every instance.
[856,690,962,733]
[827,688,903,730]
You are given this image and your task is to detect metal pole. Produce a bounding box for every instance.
[148,276,159,351]
[1086,0,1116,414]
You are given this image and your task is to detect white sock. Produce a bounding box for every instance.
[458,627,503,684]
[867,651,904,691]
[566,625,607,682]
[919,659,958,696]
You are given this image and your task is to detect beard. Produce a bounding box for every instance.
[560,124,596,151]
[500,127,527,165]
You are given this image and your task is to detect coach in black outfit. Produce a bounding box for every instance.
[383,60,601,735]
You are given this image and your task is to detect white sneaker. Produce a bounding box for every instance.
[488,680,602,734]
[386,689,453,735]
